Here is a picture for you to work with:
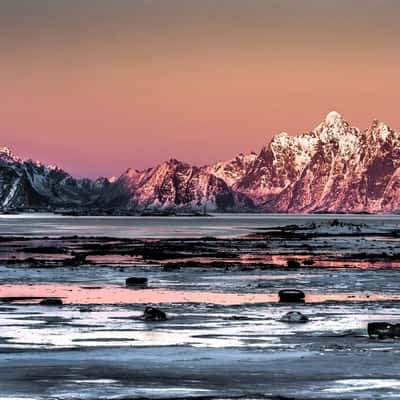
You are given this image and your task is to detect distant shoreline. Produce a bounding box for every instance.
[0,210,396,217]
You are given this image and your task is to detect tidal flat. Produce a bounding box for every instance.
[0,215,400,399]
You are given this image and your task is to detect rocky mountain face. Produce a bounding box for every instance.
[235,111,400,213]
[118,159,254,212]
[2,111,400,213]
[0,147,129,211]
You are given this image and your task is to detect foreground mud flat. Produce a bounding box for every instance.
[1,220,400,399]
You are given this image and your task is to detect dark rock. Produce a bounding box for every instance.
[390,324,400,337]
[1,296,43,303]
[25,257,39,265]
[39,298,63,306]
[126,277,148,287]
[79,306,93,312]
[280,311,309,323]
[368,322,394,339]
[22,246,67,254]
[162,263,181,272]
[286,259,301,268]
[80,286,103,290]
[229,315,250,320]
[368,322,400,339]
[143,306,167,321]
[64,253,88,266]
[302,259,315,266]
[278,289,305,302]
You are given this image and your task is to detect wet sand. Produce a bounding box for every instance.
[2,346,400,399]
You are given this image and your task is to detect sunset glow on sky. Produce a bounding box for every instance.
[1,0,400,178]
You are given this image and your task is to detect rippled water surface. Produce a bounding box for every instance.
[1,213,400,238]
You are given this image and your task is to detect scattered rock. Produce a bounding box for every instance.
[286,259,301,268]
[143,306,167,321]
[64,253,88,266]
[79,306,93,312]
[80,286,103,290]
[280,311,309,323]
[39,298,63,306]
[368,322,393,339]
[22,246,67,254]
[126,277,148,287]
[1,296,43,303]
[162,263,181,272]
[25,257,40,265]
[278,289,305,302]
[391,324,400,337]
[368,322,400,339]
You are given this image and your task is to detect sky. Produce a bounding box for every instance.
[1,0,400,178]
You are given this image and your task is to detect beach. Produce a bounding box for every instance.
[0,214,400,399]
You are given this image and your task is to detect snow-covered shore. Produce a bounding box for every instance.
[1,219,400,399]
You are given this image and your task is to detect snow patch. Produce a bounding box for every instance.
[325,111,343,125]
[291,220,393,235]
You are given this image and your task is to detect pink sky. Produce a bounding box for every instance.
[1,1,400,178]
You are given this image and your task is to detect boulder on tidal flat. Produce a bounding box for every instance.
[368,322,400,339]
[280,311,309,323]
[39,298,63,306]
[278,289,305,302]
[286,259,301,268]
[143,306,167,321]
[126,277,148,287]
[391,324,400,337]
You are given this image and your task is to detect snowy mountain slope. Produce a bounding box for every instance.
[118,159,254,211]
[278,113,400,213]
[206,152,257,187]
[0,147,127,210]
[2,111,400,213]
[217,111,400,213]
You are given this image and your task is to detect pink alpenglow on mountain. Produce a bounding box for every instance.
[1,112,400,213]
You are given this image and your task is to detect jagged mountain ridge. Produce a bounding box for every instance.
[117,159,254,211]
[0,147,129,210]
[264,112,400,213]
[2,111,400,213]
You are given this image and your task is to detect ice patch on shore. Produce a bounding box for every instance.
[324,379,400,393]
[290,220,396,235]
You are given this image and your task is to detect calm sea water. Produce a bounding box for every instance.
[0,213,400,238]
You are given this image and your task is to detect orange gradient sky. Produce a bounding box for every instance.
[1,0,400,178]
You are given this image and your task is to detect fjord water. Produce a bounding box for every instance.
[1,212,400,238]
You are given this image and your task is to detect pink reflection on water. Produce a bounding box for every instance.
[242,255,400,269]
[311,260,400,269]
[1,284,400,305]
[87,255,142,263]
[0,253,71,261]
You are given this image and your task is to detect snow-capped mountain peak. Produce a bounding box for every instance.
[2,111,400,213]
[324,110,343,126]
[207,152,258,187]
[367,119,394,143]
[0,147,20,163]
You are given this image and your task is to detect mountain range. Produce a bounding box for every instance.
[2,111,400,214]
